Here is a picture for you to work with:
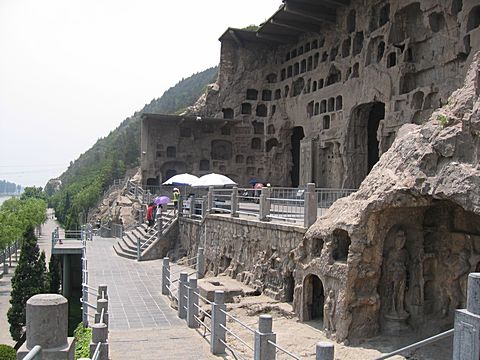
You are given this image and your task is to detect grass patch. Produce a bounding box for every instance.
[73,322,92,360]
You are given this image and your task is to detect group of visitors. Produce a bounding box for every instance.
[146,187,180,227]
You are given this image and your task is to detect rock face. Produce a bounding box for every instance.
[293,53,480,341]
[142,0,480,188]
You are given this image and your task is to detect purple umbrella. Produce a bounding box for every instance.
[154,196,170,205]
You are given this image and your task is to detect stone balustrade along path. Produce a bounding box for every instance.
[86,236,220,359]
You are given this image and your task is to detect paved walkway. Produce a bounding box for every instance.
[86,237,221,359]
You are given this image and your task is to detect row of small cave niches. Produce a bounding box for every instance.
[307,96,343,130]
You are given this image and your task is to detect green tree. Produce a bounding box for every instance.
[7,226,47,341]
[47,255,61,294]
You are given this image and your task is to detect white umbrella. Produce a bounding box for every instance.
[191,173,237,187]
[162,173,199,186]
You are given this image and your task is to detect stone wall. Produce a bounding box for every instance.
[177,215,306,301]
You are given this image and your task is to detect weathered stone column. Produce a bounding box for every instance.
[189,195,196,217]
[178,272,188,319]
[316,342,334,360]
[162,257,170,295]
[304,183,317,228]
[90,323,108,360]
[207,186,214,213]
[231,187,239,217]
[254,314,276,360]
[259,187,271,222]
[453,272,480,360]
[211,291,226,355]
[17,294,75,359]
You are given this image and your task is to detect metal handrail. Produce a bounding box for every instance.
[219,338,248,360]
[220,323,254,351]
[375,328,454,360]
[91,342,102,360]
[23,345,42,360]
[219,308,256,333]
[267,340,301,360]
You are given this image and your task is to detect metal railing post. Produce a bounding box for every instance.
[231,186,239,217]
[197,247,205,279]
[254,314,276,360]
[211,290,226,355]
[178,272,188,319]
[259,187,271,222]
[187,278,199,328]
[304,183,317,228]
[162,257,170,295]
[316,342,334,360]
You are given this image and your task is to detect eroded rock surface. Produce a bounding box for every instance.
[294,53,480,341]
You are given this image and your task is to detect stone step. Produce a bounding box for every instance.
[117,238,137,256]
[113,243,137,260]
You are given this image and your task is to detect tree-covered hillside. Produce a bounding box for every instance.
[50,66,218,229]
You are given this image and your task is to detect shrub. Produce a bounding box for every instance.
[74,322,92,359]
[0,344,16,360]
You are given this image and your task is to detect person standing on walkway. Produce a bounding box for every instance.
[172,188,180,215]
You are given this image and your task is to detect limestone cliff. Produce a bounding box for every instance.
[294,52,480,341]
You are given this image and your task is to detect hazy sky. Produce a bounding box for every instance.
[0,0,280,187]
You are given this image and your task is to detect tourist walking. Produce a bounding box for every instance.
[172,188,180,215]
[146,202,155,228]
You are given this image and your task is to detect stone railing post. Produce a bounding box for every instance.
[97,284,108,300]
[259,187,271,222]
[211,291,226,355]
[231,187,239,217]
[453,272,480,359]
[197,247,205,279]
[207,186,214,213]
[187,278,199,328]
[316,342,334,360]
[162,257,170,295]
[17,294,75,358]
[189,195,196,217]
[90,323,108,360]
[304,183,317,228]
[254,314,276,360]
[201,196,208,218]
[178,272,188,319]
[178,196,183,218]
[95,297,109,329]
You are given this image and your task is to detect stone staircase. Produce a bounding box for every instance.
[113,210,176,260]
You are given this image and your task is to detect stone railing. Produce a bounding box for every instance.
[180,183,356,228]
[161,256,334,360]
[0,239,20,277]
